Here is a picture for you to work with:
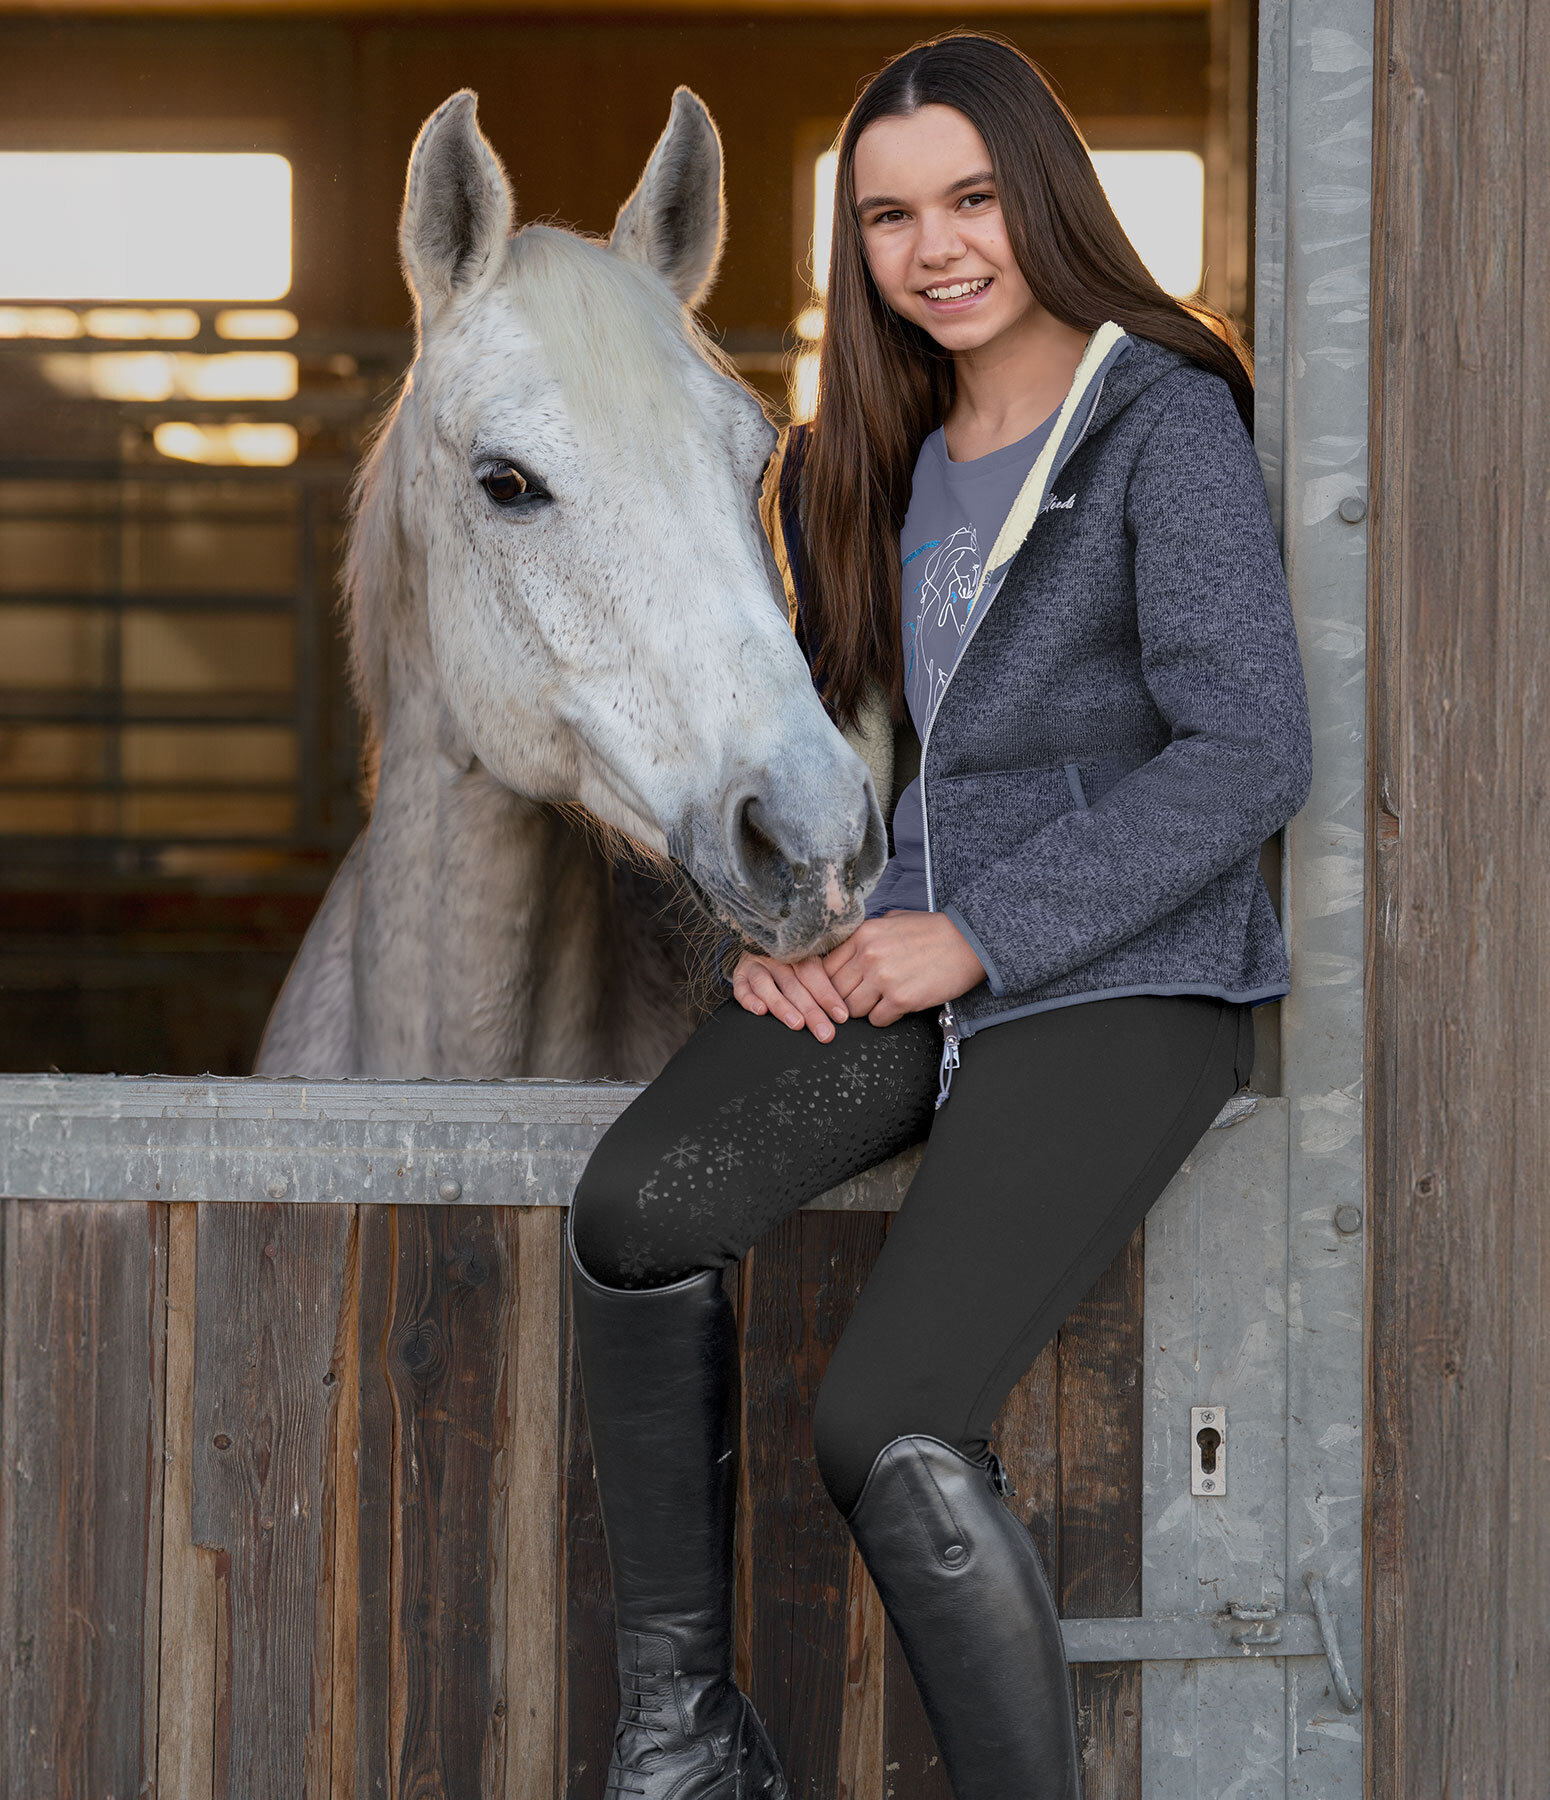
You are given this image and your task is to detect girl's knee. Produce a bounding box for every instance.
[569,1139,644,1287]
[812,1356,896,1518]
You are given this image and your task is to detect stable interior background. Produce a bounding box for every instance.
[0,0,1256,1075]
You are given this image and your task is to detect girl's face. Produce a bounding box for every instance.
[851,103,1038,355]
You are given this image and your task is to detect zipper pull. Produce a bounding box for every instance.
[935,1004,961,1109]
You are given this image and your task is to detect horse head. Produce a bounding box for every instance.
[351,89,885,960]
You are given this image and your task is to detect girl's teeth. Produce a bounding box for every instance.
[927,278,989,300]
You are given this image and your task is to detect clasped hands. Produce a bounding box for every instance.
[731,910,986,1040]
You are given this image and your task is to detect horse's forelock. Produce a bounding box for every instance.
[504,225,743,446]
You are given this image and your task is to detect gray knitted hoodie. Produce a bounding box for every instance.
[772,322,1314,1092]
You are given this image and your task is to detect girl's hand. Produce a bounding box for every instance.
[731,951,852,1041]
[821,912,986,1027]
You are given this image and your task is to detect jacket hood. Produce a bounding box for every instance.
[973,327,1194,606]
[1080,331,1193,438]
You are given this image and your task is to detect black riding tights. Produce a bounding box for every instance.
[571,992,1253,1515]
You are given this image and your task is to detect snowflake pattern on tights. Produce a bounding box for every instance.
[662,1137,701,1170]
[592,1016,941,1287]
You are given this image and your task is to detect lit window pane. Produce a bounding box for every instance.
[0,153,291,301]
[153,422,299,467]
[0,306,82,338]
[215,309,298,340]
[83,307,200,339]
[790,351,820,425]
[812,150,838,297]
[1090,151,1205,298]
[41,350,298,402]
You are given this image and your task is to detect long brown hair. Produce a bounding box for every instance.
[802,32,1254,728]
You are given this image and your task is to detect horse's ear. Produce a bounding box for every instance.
[400,90,513,324]
[610,87,725,309]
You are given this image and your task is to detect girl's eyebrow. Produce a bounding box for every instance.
[855,170,996,212]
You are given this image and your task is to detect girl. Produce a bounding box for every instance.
[567,33,1312,1800]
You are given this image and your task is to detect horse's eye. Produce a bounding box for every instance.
[482,463,529,505]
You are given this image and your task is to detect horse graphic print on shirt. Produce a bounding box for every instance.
[905,523,984,727]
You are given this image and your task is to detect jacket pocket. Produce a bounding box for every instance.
[928,762,1081,908]
[1067,748,1151,807]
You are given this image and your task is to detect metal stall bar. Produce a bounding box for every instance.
[1140,0,1371,1792]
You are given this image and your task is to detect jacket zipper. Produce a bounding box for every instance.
[922,360,1115,1106]
[934,1005,960,1110]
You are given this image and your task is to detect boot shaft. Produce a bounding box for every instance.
[846,1434,1084,1800]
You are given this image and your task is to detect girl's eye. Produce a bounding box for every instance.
[959,192,993,209]
[481,462,548,508]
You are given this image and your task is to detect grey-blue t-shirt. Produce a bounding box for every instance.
[865,406,1060,917]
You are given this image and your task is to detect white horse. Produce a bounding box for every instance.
[258,88,886,1081]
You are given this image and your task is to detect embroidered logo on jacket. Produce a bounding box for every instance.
[1038,491,1077,517]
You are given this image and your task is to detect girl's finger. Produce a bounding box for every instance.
[739,961,793,1026]
[755,965,808,1031]
[793,956,849,1022]
[731,961,768,1015]
[841,971,885,1019]
[822,937,858,978]
[770,965,836,1041]
[825,959,865,1002]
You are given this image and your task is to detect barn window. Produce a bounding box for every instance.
[0,153,292,302]
[0,144,372,872]
[1090,150,1206,298]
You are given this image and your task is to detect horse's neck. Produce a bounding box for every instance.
[352,681,696,1080]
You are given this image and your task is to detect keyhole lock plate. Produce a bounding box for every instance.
[1191,1405,1227,1497]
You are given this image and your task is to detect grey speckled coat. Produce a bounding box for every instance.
[773,322,1314,1050]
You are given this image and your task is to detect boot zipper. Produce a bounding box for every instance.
[986,1449,1015,1498]
[935,1002,961,1109]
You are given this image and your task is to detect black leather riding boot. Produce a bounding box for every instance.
[844,1434,1083,1800]
[568,1235,789,1800]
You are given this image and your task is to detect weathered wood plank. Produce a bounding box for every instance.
[142,1206,171,1793]
[327,1211,362,1800]
[740,1209,887,1800]
[503,1207,566,1800]
[993,1342,1061,1571]
[159,1201,219,1800]
[1369,0,1550,1790]
[0,1200,167,1800]
[1056,1229,1146,1617]
[384,1205,511,1798]
[563,1272,616,1800]
[1056,1227,1146,1800]
[300,1209,357,1800]
[189,1201,353,1800]
[833,1544,885,1800]
[353,1206,397,1800]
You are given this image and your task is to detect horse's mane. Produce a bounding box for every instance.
[342,222,748,765]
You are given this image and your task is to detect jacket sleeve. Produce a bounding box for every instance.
[941,370,1314,998]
